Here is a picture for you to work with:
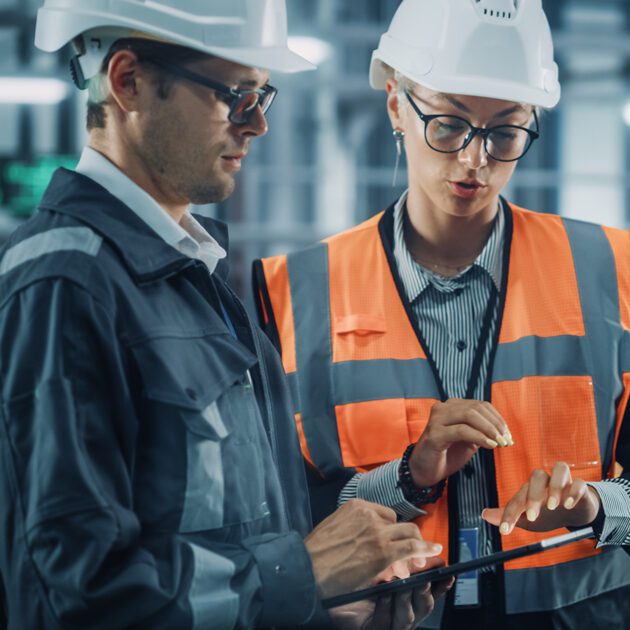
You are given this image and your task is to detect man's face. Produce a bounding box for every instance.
[388,84,534,219]
[136,56,270,206]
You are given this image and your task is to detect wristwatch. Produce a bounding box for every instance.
[397,443,446,506]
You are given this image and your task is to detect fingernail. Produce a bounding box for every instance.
[526,508,537,522]
[486,438,498,448]
[481,509,487,519]
[564,497,575,509]
[505,433,514,446]
[430,544,443,553]
[547,496,559,511]
[500,522,510,535]
[496,435,507,447]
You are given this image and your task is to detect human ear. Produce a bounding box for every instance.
[385,78,403,131]
[107,50,142,114]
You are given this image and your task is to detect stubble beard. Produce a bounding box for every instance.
[187,175,235,205]
[142,114,236,206]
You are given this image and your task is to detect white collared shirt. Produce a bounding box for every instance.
[75,147,227,274]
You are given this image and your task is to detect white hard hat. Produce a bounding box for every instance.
[370,0,560,108]
[35,0,315,84]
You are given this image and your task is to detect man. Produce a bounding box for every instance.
[0,1,446,628]
[253,0,630,628]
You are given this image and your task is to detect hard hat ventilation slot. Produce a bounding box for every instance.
[475,0,518,22]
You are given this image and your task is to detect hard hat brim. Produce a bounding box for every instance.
[35,7,315,74]
[211,46,316,74]
[370,55,560,109]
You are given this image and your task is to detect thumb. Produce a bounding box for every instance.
[481,508,503,526]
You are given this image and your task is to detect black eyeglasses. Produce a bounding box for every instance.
[405,92,539,162]
[148,60,278,125]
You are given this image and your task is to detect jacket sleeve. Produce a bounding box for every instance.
[587,401,630,549]
[0,279,318,629]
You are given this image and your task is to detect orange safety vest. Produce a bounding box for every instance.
[253,201,630,615]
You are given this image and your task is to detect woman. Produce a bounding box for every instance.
[253,0,630,627]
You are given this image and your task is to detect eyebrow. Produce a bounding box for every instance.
[417,93,527,120]
[490,104,527,120]
[237,79,264,88]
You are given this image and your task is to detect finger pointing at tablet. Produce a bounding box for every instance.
[481,462,601,534]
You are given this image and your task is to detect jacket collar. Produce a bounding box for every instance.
[38,168,230,282]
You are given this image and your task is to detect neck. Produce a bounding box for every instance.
[404,191,499,270]
[89,135,189,224]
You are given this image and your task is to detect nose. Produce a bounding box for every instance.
[457,133,488,170]
[236,105,268,138]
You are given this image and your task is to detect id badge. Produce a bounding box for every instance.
[454,528,480,607]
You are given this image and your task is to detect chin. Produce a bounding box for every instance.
[189,179,235,205]
[444,197,486,218]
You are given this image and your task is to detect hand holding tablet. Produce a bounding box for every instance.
[322,527,595,609]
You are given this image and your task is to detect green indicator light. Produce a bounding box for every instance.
[2,155,79,217]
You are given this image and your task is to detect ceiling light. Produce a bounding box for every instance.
[288,36,333,66]
[0,78,70,105]
[624,101,630,127]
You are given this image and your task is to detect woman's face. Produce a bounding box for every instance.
[387,81,535,220]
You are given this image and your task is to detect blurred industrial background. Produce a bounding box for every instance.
[0,0,629,305]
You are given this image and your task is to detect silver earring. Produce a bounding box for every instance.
[392,129,405,187]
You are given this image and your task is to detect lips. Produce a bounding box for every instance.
[221,152,246,170]
[455,179,484,188]
[223,152,246,161]
[448,180,486,199]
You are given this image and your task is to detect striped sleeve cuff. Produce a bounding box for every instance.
[338,460,426,521]
[587,479,630,546]
[338,474,361,506]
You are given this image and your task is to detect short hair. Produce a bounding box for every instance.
[85,38,210,131]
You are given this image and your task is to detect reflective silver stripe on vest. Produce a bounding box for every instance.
[492,335,590,382]
[288,335,593,416]
[564,220,624,473]
[0,227,103,276]
[287,243,345,475]
[334,359,440,403]
[286,359,441,416]
[505,547,630,614]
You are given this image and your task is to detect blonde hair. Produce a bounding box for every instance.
[394,69,416,98]
[392,68,541,118]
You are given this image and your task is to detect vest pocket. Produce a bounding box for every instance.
[335,398,410,468]
[493,375,601,477]
[334,314,387,335]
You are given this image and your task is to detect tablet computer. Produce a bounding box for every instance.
[322,527,595,609]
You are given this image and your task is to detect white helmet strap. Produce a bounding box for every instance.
[70,29,135,89]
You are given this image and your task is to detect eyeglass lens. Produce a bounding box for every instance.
[230,88,276,124]
[426,116,533,161]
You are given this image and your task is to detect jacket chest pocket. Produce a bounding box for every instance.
[130,333,269,532]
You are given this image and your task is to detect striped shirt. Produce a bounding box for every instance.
[339,190,630,549]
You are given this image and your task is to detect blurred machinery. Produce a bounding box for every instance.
[0,0,629,302]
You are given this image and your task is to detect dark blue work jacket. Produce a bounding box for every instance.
[0,169,318,629]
